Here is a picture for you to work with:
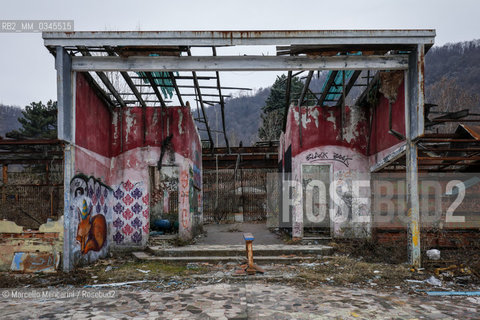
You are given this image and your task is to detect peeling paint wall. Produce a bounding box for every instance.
[281,105,371,239]
[288,105,369,157]
[368,78,405,156]
[280,74,408,239]
[0,218,63,271]
[71,73,202,269]
[108,106,203,241]
[75,73,112,158]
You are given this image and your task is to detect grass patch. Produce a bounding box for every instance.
[298,256,412,286]
[87,260,207,283]
[331,239,407,264]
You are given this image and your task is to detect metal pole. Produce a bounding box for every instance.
[405,44,425,268]
[56,47,75,272]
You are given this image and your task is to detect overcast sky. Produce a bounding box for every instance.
[0,0,479,107]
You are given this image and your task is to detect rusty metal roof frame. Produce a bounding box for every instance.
[0,139,64,164]
[44,29,434,150]
[375,122,480,173]
[375,102,480,173]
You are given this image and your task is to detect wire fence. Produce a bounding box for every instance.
[0,161,64,229]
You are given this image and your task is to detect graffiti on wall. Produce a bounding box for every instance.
[306,151,352,167]
[179,168,190,232]
[150,165,179,227]
[193,149,201,189]
[112,180,149,246]
[76,199,107,254]
[332,170,371,238]
[70,174,111,258]
[10,252,61,273]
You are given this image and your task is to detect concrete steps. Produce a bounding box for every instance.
[147,244,332,257]
[133,252,318,263]
[133,244,333,264]
[301,237,333,245]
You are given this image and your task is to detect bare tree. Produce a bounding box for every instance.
[426,76,480,132]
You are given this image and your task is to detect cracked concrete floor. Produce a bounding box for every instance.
[1,282,479,319]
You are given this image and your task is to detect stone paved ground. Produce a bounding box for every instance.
[1,282,479,319]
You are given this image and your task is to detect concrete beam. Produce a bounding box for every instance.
[43,30,436,47]
[404,44,425,268]
[407,45,425,139]
[62,144,74,272]
[70,55,409,72]
[55,47,74,142]
[370,144,406,173]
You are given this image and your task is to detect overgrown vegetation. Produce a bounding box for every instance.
[297,255,412,286]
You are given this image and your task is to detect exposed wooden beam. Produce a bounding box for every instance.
[317,71,338,106]
[145,72,167,109]
[298,70,314,107]
[44,30,436,47]
[81,72,116,111]
[77,47,126,109]
[283,71,292,130]
[212,47,230,152]
[71,55,409,72]
[188,48,214,149]
[335,70,362,108]
[169,72,184,107]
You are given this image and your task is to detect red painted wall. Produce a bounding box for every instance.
[75,75,201,180]
[281,76,406,165]
[368,81,405,155]
[110,106,201,168]
[284,105,369,158]
[75,73,112,158]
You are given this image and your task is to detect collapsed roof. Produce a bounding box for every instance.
[43,30,435,150]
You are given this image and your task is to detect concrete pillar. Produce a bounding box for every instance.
[405,44,425,267]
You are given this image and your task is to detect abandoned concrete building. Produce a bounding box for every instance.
[2,29,478,273]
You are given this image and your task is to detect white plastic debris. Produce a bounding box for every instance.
[426,276,442,286]
[86,280,155,288]
[104,266,112,272]
[406,279,424,283]
[136,269,151,274]
[426,249,441,260]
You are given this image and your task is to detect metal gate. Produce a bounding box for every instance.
[203,168,275,223]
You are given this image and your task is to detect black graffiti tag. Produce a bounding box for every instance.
[306,152,328,161]
[305,151,352,167]
[333,152,352,167]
